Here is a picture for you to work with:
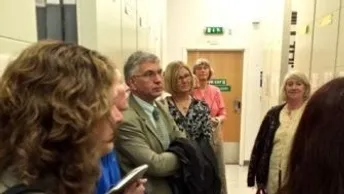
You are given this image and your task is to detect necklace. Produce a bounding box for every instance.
[173,96,192,115]
[181,105,189,111]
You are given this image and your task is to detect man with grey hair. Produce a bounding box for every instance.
[115,51,185,194]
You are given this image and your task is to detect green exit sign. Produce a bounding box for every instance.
[209,79,226,86]
[204,27,224,35]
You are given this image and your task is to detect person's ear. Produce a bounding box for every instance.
[127,77,137,91]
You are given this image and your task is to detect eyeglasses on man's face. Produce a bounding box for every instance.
[133,69,163,80]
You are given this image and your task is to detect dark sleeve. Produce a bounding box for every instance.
[247,111,271,187]
[200,103,213,141]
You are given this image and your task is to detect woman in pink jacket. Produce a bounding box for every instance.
[192,58,227,194]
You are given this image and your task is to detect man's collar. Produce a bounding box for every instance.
[132,95,156,113]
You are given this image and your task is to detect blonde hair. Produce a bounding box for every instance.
[164,61,193,96]
[280,71,311,101]
[192,74,200,89]
[192,58,213,80]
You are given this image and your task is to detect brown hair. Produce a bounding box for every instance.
[0,41,115,193]
[164,61,193,95]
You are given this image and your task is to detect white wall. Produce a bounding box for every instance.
[166,0,266,163]
[260,0,292,115]
[77,0,122,66]
[0,0,37,76]
[146,0,166,61]
[0,0,37,55]
[96,0,122,64]
[0,0,165,73]
[77,0,166,71]
[246,0,291,161]
[77,0,98,51]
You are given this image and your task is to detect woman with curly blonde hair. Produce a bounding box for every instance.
[0,41,141,194]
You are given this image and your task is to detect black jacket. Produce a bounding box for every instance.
[167,137,221,194]
[247,104,285,187]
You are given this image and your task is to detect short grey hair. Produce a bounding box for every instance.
[123,51,160,83]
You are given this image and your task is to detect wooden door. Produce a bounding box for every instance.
[187,50,243,143]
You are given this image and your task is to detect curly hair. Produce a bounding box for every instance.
[0,41,115,193]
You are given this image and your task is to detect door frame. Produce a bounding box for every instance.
[182,47,248,165]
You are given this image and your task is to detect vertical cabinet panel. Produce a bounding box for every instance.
[137,0,149,51]
[310,10,339,90]
[294,26,313,76]
[96,0,121,65]
[293,0,315,75]
[311,11,339,71]
[315,0,340,19]
[121,0,137,63]
[336,9,344,66]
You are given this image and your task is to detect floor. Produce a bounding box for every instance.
[225,165,255,194]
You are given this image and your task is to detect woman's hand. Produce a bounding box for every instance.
[211,117,220,127]
[123,179,147,194]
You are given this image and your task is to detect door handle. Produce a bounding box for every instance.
[233,98,241,113]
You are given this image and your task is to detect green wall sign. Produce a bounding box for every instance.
[218,85,231,92]
[204,27,224,35]
[209,79,231,92]
[209,79,226,85]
